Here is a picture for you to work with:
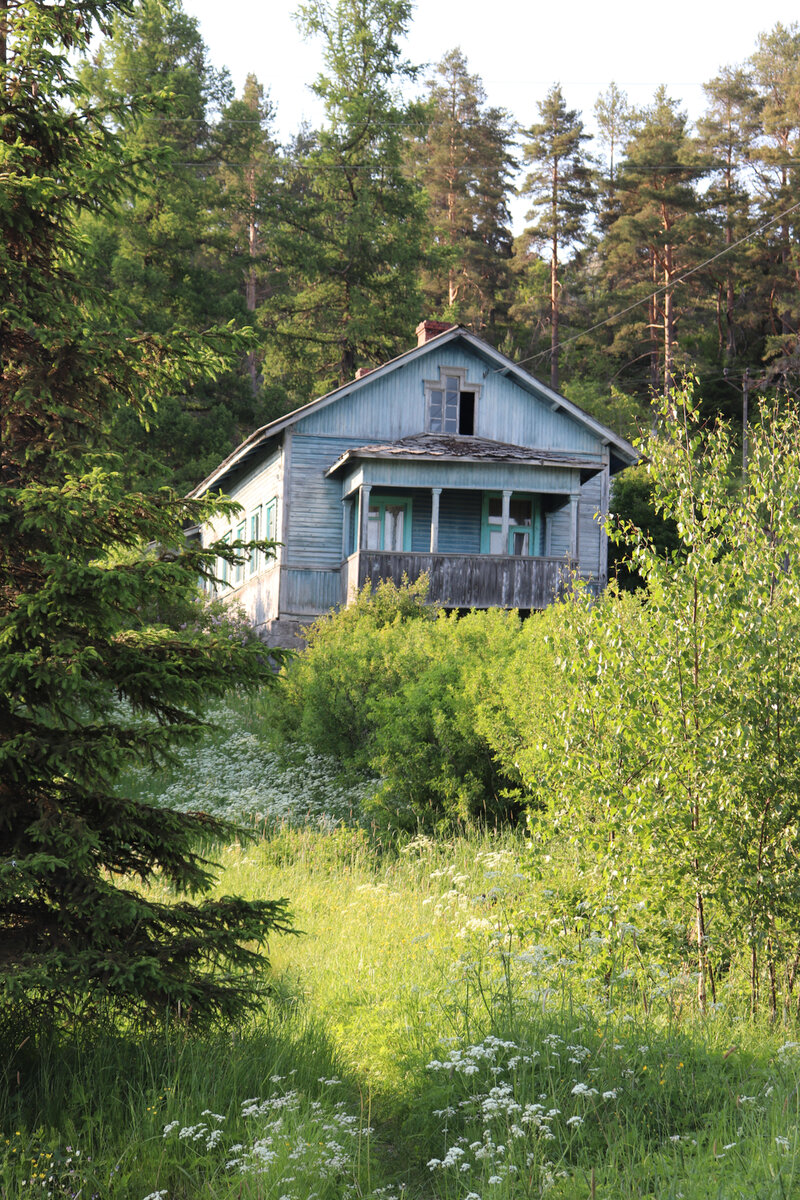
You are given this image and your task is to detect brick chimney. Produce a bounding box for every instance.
[416,320,455,347]
[355,367,372,379]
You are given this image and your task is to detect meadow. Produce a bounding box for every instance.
[2,695,799,1200]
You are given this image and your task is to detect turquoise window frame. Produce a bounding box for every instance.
[263,497,278,567]
[249,507,261,577]
[480,493,542,556]
[218,530,231,588]
[234,521,246,585]
[366,495,412,552]
[264,497,278,543]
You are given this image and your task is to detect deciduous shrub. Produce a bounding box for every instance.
[272,579,564,830]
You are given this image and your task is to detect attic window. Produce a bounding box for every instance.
[425,368,479,436]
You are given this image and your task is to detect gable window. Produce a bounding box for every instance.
[425,368,479,436]
[366,495,412,552]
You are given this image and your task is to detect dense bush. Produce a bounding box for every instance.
[272,579,565,831]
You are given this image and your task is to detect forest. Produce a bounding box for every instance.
[4,1,800,1198]
[75,0,800,493]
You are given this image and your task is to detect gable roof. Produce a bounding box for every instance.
[189,327,637,498]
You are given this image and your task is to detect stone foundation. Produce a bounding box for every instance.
[257,615,315,651]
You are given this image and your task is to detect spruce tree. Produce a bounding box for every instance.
[211,74,284,406]
[1,0,292,1029]
[519,84,593,390]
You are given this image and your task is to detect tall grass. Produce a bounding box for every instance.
[3,697,799,1199]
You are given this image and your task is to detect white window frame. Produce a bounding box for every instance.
[423,366,481,435]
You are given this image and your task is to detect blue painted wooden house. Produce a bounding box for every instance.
[190,322,637,644]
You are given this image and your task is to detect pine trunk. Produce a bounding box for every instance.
[664,244,674,396]
[550,163,559,391]
[246,164,258,395]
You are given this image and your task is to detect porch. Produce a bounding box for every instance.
[342,550,573,611]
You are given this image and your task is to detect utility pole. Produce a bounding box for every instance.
[742,368,749,480]
[723,367,752,481]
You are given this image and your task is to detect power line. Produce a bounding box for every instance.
[509,197,800,373]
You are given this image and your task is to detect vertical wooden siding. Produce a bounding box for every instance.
[287,435,360,569]
[547,473,605,577]
[282,567,341,615]
[439,489,482,554]
[295,345,601,455]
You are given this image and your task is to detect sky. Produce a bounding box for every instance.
[183,0,798,229]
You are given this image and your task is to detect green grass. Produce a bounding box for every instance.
[3,696,800,1199]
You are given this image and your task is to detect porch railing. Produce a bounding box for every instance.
[342,550,574,610]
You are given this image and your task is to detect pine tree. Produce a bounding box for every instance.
[519,85,593,390]
[603,88,709,396]
[408,48,516,336]
[1,0,292,1029]
[593,82,637,230]
[258,0,426,397]
[697,66,760,367]
[747,23,800,382]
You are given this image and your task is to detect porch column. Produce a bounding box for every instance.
[430,487,442,553]
[341,497,351,560]
[357,483,371,551]
[501,489,512,553]
[569,492,580,562]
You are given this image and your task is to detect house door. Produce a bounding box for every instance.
[484,495,535,555]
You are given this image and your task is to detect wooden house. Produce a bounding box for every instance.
[190,322,637,645]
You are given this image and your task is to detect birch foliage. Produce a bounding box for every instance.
[534,383,800,1015]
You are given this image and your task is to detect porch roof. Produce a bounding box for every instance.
[325,432,603,478]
